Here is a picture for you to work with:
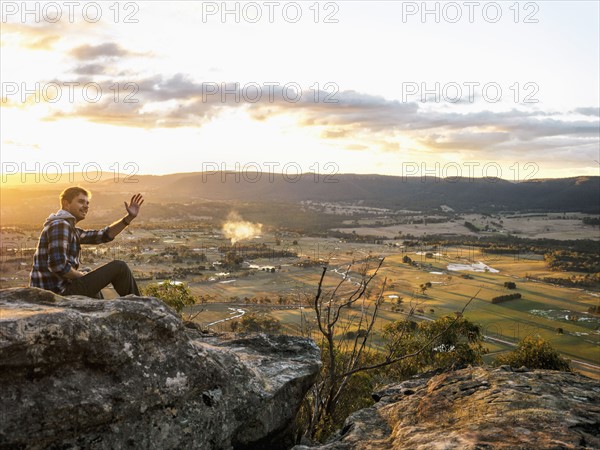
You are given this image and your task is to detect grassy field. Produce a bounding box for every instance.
[333,212,600,240]
[186,243,599,377]
[3,223,598,377]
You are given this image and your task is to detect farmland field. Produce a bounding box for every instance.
[334,212,600,240]
[174,239,600,378]
[2,213,599,378]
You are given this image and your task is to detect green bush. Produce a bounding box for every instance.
[383,316,486,377]
[143,281,196,313]
[233,312,282,333]
[495,335,570,371]
[464,221,480,232]
[491,293,521,303]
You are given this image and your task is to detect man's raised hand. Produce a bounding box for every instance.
[124,193,144,218]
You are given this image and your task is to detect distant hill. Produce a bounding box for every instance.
[1,173,598,225]
[138,173,600,213]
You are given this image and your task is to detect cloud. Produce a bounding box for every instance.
[42,77,226,128]
[500,118,599,141]
[379,140,401,152]
[45,99,146,126]
[573,107,600,117]
[70,42,132,59]
[418,130,511,151]
[0,93,45,109]
[2,140,40,150]
[0,23,62,49]
[491,136,600,160]
[36,71,599,164]
[23,34,61,50]
[135,74,209,101]
[73,63,109,75]
[321,129,351,139]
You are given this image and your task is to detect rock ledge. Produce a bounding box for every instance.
[0,287,321,450]
[295,366,600,450]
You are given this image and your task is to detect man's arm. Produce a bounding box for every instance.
[107,193,144,239]
[62,267,86,279]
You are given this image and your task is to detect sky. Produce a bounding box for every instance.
[1,0,599,182]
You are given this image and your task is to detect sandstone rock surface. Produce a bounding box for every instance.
[0,287,320,449]
[295,366,600,450]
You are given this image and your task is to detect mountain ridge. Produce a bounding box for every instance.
[1,174,598,226]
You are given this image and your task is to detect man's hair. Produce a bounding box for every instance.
[60,186,91,205]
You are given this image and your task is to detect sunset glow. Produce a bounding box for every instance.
[1,1,599,180]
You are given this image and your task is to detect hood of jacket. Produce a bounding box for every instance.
[44,209,77,227]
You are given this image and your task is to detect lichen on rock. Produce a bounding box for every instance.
[294,366,600,450]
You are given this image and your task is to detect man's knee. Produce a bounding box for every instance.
[111,259,131,274]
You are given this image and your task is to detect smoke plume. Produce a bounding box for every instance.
[222,212,263,244]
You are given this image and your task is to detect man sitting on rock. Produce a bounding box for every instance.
[30,186,144,298]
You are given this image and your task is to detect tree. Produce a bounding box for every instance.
[223,250,244,268]
[296,259,387,440]
[382,316,486,379]
[298,259,479,442]
[233,312,282,333]
[419,281,432,295]
[495,335,570,371]
[142,281,200,320]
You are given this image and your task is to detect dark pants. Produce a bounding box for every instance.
[63,260,140,298]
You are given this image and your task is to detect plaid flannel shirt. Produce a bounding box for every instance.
[30,212,114,293]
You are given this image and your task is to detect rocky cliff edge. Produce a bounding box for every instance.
[0,287,321,450]
[294,366,600,450]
